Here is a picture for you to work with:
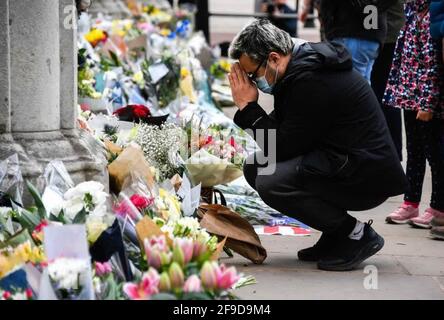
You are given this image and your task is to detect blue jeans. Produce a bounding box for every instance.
[333,38,380,83]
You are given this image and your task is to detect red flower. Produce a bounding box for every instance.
[25,288,33,299]
[2,291,11,300]
[130,194,153,210]
[229,137,236,148]
[132,105,151,118]
[34,220,49,233]
[114,105,151,122]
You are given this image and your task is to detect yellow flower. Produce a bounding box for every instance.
[0,255,13,278]
[86,219,108,244]
[160,29,171,37]
[219,60,232,73]
[158,189,181,222]
[133,71,145,86]
[85,29,107,47]
[180,67,190,79]
[124,21,133,31]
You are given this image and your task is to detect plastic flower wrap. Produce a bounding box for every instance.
[154,189,181,222]
[183,122,247,187]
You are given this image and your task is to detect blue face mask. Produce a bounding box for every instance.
[256,60,279,94]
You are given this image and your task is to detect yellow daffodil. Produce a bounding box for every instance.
[85,29,107,47]
[133,71,145,87]
[219,60,232,73]
[159,28,171,37]
[180,67,190,79]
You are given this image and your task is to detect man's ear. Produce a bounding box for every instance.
[269,52,281,64]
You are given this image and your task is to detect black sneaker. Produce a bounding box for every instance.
[317,220,384,271]
[298,233,339,262]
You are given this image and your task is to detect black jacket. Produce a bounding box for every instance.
[234,42,407,199]
[320,0,397,45]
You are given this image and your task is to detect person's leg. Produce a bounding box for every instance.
[371,42,403,161]
[421,119,444,211]
[428,119,444,211]
[386,110,423,224]
[403,110,427,205]
[333,38,380,83]
[245,152,357,236]
[409,118,444,228]
[245,152,385,270]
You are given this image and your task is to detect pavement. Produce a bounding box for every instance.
[214,7,444,300]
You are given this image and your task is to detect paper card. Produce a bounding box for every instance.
[24,263,42,294]
[43,225,89,260]
[178,175,201,217]
[0,268,29,292]
[135,217,173,250]
[40,225,95,300]
[148,63,170,84]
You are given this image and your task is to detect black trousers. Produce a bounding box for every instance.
[404,110,444,210]
[371,42,403,161]
[244,153,387,237]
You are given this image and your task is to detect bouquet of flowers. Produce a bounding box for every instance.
[183,121,247,187]
[47,257,90,300]
[134,122,185,181]
[123,231,249,300]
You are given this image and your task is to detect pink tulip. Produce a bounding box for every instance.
[200,261,217,290]
[123,268,160,300]
[159,272,171,292]
[144,235,169,270]
[215,264,241,290]
[193,240,208,259]
[183,275,202,293]
[147,250,162,270]
[175,238,194,265]
[95,261,112,277]
[168,262,185,289]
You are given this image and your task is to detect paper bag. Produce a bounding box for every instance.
[198,204,267,265]
[108,146,154,194]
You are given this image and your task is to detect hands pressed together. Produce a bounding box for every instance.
[228,63,259,110]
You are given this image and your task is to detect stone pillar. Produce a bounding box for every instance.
[0,0,10,135]
[0,0,108,200]
[60,0,78,131]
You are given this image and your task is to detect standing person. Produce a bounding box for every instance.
[429,0,444,240]
[228,19,407,271]
[371,1,406,161]
[384,0,444,229]
[319,0,396,83]
[261,0,298,37]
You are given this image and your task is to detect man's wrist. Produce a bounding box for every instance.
[238,101,257,111]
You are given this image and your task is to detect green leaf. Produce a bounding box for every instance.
[109,50,121,67]
[14,207,41,231]
[72,208,87,224]
[26,180,47,220]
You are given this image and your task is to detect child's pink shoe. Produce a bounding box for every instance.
[409,208,444,229]
[386,204,419,224]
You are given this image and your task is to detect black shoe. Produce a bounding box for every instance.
[317,220,384,271]
[298,233,339,262]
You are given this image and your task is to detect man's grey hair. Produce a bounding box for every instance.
[229,19,294,63]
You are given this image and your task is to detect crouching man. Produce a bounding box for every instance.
[228,19,407,271]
